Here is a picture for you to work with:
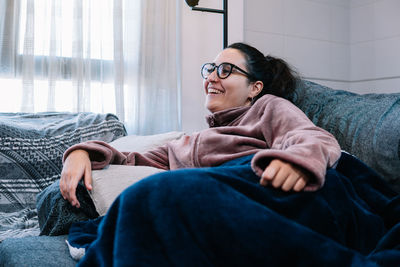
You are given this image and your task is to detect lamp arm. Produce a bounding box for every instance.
[187,0,228,48]
[191,7,224,14]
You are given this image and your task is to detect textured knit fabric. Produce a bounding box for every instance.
[64,94,341,191]
[288,80,400,193]
[36,180,98,235]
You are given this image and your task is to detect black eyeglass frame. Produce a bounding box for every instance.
[201,62,253,80]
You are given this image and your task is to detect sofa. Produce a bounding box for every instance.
[0,80,399,266]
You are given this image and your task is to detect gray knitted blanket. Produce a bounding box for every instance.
[0,112,126,241]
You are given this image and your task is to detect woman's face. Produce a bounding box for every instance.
[203,48,259,113]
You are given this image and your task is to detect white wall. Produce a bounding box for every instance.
[180,0,244,134]
[245,0,400,93]
[350,0,400,93]
[243,0,400,94]
[244,0,351,90]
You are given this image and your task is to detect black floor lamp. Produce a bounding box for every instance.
[185,0,228,49]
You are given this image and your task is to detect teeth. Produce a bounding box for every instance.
[208,88,222,94]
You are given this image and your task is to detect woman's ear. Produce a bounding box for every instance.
[250,81,263,98]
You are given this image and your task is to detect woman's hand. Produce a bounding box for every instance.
[260,159,311,192]
[60,149,92,208]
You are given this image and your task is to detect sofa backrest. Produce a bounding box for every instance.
[289,80,400,193]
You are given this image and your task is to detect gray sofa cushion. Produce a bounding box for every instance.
[289,80,400,192]
[0,235,76,267]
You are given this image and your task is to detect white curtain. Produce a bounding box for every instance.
[0,0,181,135]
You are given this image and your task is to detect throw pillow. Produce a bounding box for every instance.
[89,131,184,215]
[90,165,165,216]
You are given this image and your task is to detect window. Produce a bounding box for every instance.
[0,0,179,135]
[0,0,121,113]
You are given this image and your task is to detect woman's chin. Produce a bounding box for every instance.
[206,95,230,113]
[205,102,221,113]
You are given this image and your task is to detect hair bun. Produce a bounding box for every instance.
[265,55,274,62]
[227,42,297,102]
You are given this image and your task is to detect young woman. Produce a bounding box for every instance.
[60,43,341,208]
[61,43,398,266]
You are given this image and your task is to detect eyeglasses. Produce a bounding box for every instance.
[201,62,253,80]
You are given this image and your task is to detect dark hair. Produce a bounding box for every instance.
[227,42,298,103]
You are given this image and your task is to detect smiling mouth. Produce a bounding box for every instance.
[207,88,224,95]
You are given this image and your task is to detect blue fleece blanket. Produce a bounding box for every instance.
[68,153,400,266]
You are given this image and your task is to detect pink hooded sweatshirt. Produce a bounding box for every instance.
[63,94,341,191]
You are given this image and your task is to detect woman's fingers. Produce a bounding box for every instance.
[270,168,288,189]
[260,159,310,192]
[68,176,81,208]
[260,163,276,186]
[84,165,93,191]
[293,178,307,192]
[59,149,91,208]
[281,173,301,192]
[60,169,81,208]
[261,160,288,188]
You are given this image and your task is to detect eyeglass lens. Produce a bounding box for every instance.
[202,63,232,79]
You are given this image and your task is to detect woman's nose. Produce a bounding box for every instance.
[207,69,219,82]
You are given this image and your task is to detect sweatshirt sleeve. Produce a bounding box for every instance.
[62,140,170,170]
[251,96,341,191]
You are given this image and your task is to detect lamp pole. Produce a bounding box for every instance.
[189,0,228,49]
